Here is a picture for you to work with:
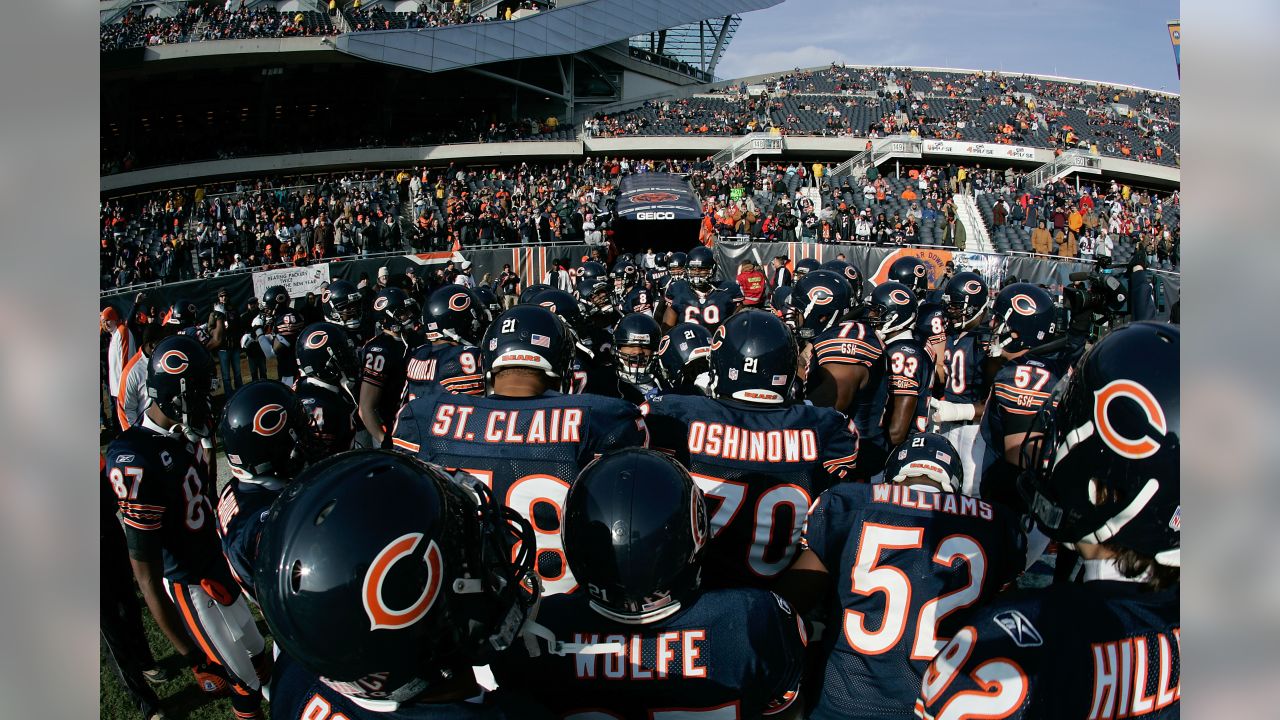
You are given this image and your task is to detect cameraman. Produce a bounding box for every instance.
[211,289,243,393]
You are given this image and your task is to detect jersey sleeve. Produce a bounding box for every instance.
[817,410,860,482]
[990,362,1057,434]
[748,592,808,717]
[800,485,856,568]
[389,399,427,456]
[724,282,745,304]
[587,398,649,457]
[637,395,688,463]
[916,604,1041,720]
[887,344,926,396]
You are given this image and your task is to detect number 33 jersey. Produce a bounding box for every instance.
[802,482,1025,720]
[389,391,649,595]
[641,393,860,588]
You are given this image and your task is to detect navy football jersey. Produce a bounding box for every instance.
[180,324,212,346]
[391,391,648,595]
[493,588,807,719]
[215,478,282,599]
[618,286,656,316]
[979,354,1066,504]
[943,331,990,405]
[884,335,933,437]
[295,377,359,454]
[642,394,859,587]
[917,567,1180,720]
[664,279,743,332]
[646,267,669,293]
[273,309,306,378]
[803,482,1025,720]
[571,329,621,398]
[360,332,415,436]
[270,651,540,720]
[807,319,885,416]
[106,424,235,588]
[403,342,484,402]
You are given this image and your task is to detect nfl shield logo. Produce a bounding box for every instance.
[1169,506,1181,531]
[728,368,738,380]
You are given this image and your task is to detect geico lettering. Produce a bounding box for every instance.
[636,211,676,220]
[573,630,709,680]
[688,421,818,462]
[1088,629,1180,719]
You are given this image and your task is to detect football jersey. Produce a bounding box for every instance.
[403,342,484,402]
[884,335,933,437]
[180,324,211,346]
[642,394,859,587]
[215,478,282,599]
[294,377,360,455]
[807,319,885,418]
[391,391,648,595]
[979,354,1066,505]
[646,267,669,293]
[273,309,306,378]
[916,566,1180,720]
[618,286,656,316]
[571,330,621,398]
[803,482,1025,720]
[493,588,806,719]
[270,651,541,720]
[106,423,235,588]
[942,331,990,405]
[664,279,743,332]
[360,332,415,436]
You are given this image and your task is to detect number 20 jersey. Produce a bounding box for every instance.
[390,391,649,595]
[642,393,860,588]
[803,482,1025,720]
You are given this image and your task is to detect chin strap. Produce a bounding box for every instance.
[520,618,626,658]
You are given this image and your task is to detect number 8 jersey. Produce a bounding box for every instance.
[803,482,1025,720]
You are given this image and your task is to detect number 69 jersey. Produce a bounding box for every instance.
[389,391,649,596]
[664,279,743,332]
[106,425,237,589]
[641,393,860,588]
[803,482,1025,720]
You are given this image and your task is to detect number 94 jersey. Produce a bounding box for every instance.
[803,482,1025,720]
[664,279,743,331]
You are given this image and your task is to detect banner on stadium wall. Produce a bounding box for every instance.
[921,139,1039,162]
[252,263,331,302]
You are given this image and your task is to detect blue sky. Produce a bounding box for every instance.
[716,0,1180,92]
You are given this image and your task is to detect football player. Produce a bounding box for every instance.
[666,251,688,287]
[473,285,503,330]
[533,288,615,396]
[574,260,620,331]
[655,322,713,395]
[793,257,822,281]
[612,312,666,404]
[661,246,743,332]
[930,271,993,488]
[791,269,877,419]
[255,450,547,718]
[781,432,1026,719]
[887,255,931,300]
[917,322,1180,719]
[616,259,657,317]
[164,298,218,351]
[107,335,268,719]
[643,310,859,589]
[865,281,932,478]
[821,258,865,302]
[610,258,640,302]
[294,322,362,454]
[357,287,422,448]
[403,286,486,402]
[320,279,374,345]
[391,305,648,596]
[495,448,808,718]
[263,285,305,386]
[215,381,321,601]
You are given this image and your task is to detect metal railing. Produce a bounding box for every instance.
[1021,151,1103,190]
[710,132,784,167]
[828,135,922,182]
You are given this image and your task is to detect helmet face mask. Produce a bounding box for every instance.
[221,381,323,481]
[989,283,1056,355]
[613,313,662,386]
[942,272,989,331]
[685,247,716,291]
[657,323,713,390]
[297,323,359,393]
[866,281,918,338]
[323,280,365,330]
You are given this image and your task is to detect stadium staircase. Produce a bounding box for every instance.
[1021,150,1103,191]
[710,132,784,167]
[827,135,923,183]
[952,193,992,252]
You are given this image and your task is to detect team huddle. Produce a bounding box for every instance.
[104,246,1180,719]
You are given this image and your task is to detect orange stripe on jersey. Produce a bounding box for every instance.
[391,437,421,453]
[993,383,1052,398]
[815,356,873,367]
[823,453,859,468]
[172,583,220,666]
[121,517,161,531]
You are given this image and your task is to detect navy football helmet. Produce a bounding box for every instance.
[667,252,688,278]
[163,298,200,329]
[941,271,990,331]
[372,287,419,334]
[915,301,947,346]
[262,285,291,313]
[519,284,554,306]
[220,380,321,481]
[563,448,708,623]
[793,257,821,279]
[612,313,662,386]
[147,334,215,433]
[321,280,365,331]
[610,259,639,297]
[821,259,864,305]
[481,305,575,389]
[990,283,1058,354]
[254,450,537,710]
[423,286,486,345]
[865,281,919,338]
[472,286,501,331]
[574,261,615,318]
[686,246,716,291]
[708,310,797,405]
[884,433,965,494]
[888,256,930,298]
[532,288,588,337]
[296,322,360,393]
[1019,322,1180,566]
[788,269,852,340]
[657,322,713,391]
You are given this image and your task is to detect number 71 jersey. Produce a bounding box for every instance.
[803,482,1025,720]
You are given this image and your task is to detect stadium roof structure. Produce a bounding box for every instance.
[333,0,781,75]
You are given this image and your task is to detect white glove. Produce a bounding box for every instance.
[930,397,976,423]
[240,333,253,350]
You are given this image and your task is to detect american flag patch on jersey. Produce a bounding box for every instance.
[531,334,551,348]
[1169,505,1181,531]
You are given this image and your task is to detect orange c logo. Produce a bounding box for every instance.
[1093,380,1167,459]
[159,350,189,374]
[1011,294,1038,316]
[963,279,983,295]
[913,264,926,277]
[657,336,671,355]
[691,493,708,551]
[362,533,444,631]
[447,293,471,312]
[303,331,328,349]
[373,297,390,312]
[252,404,287,436]
[807,286,834,305]
[889,288,912,305]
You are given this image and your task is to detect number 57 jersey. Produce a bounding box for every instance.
[390,391,649,596]
[803,482,1025,720]
[642,393,860,588]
